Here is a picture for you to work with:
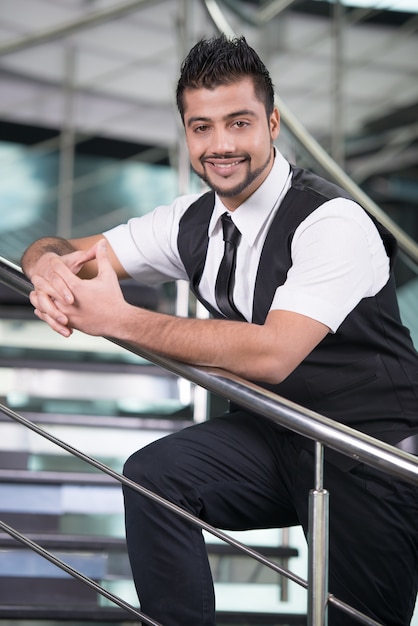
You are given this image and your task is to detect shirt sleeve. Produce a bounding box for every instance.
[103,194,201,285]
[270,199,390,332]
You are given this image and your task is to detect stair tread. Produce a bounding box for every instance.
[0,530,298,558]
[0,468,117,484]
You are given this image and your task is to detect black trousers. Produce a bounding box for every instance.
[122,411,418,626]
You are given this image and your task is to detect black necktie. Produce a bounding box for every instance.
[215,213,245,321]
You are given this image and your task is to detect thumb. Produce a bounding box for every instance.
[95,239,113,275]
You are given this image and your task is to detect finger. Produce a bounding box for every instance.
[95,239,110,271]
[30,288,59,315]
[65,246,98,275]
[36,261,75,304]
[33,306,73,337]
[30,288,71,327]
[95,239,117,280]
[31,274,72,308]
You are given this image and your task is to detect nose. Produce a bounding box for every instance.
[212,126,235,154]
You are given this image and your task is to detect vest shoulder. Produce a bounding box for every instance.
[291,167,354,202]
[290,166,397,260]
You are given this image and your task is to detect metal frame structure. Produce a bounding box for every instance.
[0,0,417,260]
[0,2,417,623]
[0,255,417,626]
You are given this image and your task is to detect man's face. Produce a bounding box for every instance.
[182,78,280,211]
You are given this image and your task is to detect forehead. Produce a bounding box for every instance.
[182,78,263,121]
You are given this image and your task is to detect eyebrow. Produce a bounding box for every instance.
[186,109,257,128]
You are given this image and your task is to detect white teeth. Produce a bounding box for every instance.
[214,161,240,168]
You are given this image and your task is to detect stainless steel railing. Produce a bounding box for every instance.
[1,255,417,626]
[0,3,417,623]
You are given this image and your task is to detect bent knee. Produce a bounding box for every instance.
[122,434,179,486]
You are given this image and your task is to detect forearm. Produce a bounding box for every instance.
[34,239,329,383]
[112,304,283,383]
[21,237,76,278]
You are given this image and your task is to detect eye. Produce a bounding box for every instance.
[194,124,210,133]
[234,120,248,128]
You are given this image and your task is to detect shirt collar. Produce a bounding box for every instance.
[208,148,291,246]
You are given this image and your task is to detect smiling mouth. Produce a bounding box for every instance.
[211,160,242,169]
[203,157,247,170]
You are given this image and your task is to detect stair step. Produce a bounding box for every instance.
[0,481,123,515]
[0,606,307,624]
[0,531,298,558]
[0,532,125,550]
[0,552,107,580]
[0,578,100,607]
[0,606,140,623]
[0,414,191,469]
[0,450,29,470]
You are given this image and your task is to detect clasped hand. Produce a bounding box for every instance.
[29,239,125,338]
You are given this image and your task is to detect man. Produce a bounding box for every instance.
[22,35,418,626]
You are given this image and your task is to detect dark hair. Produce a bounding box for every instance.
[176,34,275,121]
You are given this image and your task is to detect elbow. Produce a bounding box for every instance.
[261,371,287,386]
[250,357,292,386]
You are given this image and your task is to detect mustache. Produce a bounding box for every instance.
[201,153,249,162]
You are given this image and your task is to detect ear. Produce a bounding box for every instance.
[270,107,280,140]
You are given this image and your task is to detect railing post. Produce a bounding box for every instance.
[308,441,329,626]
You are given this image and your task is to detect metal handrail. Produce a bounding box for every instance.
[0,3,416,623]
[0,0,162,57]
[0,517,162,626]
[1,255,418,626]
[0,402,382,626]
[1,256,417,485]
[0,0,416,267]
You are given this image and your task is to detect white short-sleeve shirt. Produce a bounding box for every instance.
[104,149,390,332]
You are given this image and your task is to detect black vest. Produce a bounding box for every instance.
[178,167,418,440]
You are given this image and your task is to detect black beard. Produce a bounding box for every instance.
[193,151,272,199]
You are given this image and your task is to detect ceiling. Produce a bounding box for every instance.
[0,0,417,155]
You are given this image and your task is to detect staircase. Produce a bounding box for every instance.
[0,468,135,622]
[0,282,307,625]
